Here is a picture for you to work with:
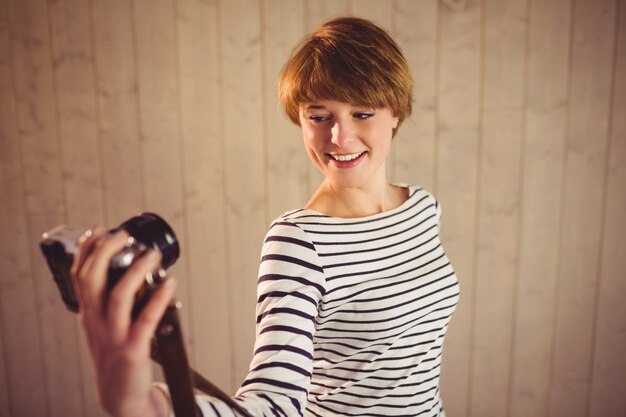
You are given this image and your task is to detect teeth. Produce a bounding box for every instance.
[332,152,364,162]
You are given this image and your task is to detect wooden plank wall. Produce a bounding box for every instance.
[0,0,624,416]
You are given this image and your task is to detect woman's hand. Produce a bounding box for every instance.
[71,228,177,417]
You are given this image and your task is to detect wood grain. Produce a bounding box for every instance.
[0,2,47,413]
[469,0,527,416]
[436,0,482,414]
[47,0,108,414]
[6,0,86,415]
[29,213,86,417]
[548,1,618,416]
[0,282,48,417]
[392,0,438,191]
[131,0,193,362]
[509,1,572,416]
[0,2,624,415]
[219,0,266,388]
[0,0,31,295]
[588,3,626,416]
[349,0,394,182]
[6,0,64,214]
[306,0,349,30]
[48,0,104,226]
[176,0,233,391]
[303,0,349,196]
[0,318,9,416]
[263,0,308,221]
[90,0,144,224]
[350,0,392,28]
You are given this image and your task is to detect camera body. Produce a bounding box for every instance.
[40,213,179,317]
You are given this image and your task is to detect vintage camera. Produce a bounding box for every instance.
[40,213,180,317]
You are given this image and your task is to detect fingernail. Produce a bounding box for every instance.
[78,229,92,245]
[113,229,127,240]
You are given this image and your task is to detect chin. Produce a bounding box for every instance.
[326,174,370,190]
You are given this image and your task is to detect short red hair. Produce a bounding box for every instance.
[278,17,413,136]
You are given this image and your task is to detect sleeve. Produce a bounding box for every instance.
[422,186,442,232]
[195,220,326,416]
[435,198,442,231]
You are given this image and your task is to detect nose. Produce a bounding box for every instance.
[330,120,354,147]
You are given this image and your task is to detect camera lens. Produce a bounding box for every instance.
[118,213,180,268]
[40,212,180,316]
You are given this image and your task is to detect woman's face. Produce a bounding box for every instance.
[299,99,399,189]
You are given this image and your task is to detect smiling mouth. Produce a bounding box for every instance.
[327,151,366,162]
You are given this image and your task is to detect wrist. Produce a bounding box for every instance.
[149,384,173,417]
[110,386,171,417]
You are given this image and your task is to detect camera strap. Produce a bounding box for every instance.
[152,301,253,417]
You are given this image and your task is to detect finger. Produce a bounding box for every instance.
[72,227,105,308]
[74,228,107,337]
[76,312,101,360]
[75,226,105,275]
[81,230,130,316]
[75,229,110,305]
[129,277,177,350]
[106,250,162,344]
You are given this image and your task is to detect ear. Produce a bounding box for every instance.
[392,117,399,129]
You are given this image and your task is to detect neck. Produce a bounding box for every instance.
[307,177,404,218]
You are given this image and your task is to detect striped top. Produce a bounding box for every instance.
[196,185,459,417]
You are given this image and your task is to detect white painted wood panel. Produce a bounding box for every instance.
[350,0,392,27]
[28,213,85,417]
[47,0,108,413]
[469,0,527,416]
[0,282,48,417]
[0,2,624,416]
[0,320,9,417]
[263,0,309,221]
[589,3,626,415]
[132,0,193,362]
[6,0,64,214]
[6,0,85,415]
[303,0,349,197]
[392,0,438,191]
[349,0,394,182]
[437,1,482,414]
[219,0,266,388]
[548,0,618,416]
[48,0,104,226]
[90,0,144,224]
[176,0,233,391]
[509,1,572,416]
[0,3,48,414]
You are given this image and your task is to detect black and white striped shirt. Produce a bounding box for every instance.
[197,185,459,416]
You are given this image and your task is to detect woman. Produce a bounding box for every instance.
[73,17,459,417]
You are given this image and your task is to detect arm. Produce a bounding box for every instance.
[195,220,326,416]
[71,229,177,417]
[74,221,324,417]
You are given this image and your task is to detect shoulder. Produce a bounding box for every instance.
[263,218,316,253]
[259,217,327,292]
[395,183,439,210]
[392,184,442,229]
[404,184,442,226]
[261,218,323,269]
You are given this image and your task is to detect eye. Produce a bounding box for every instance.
[353,112,374,120]
[308,115,331,123]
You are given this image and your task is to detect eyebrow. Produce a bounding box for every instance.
[303,104,376,112]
